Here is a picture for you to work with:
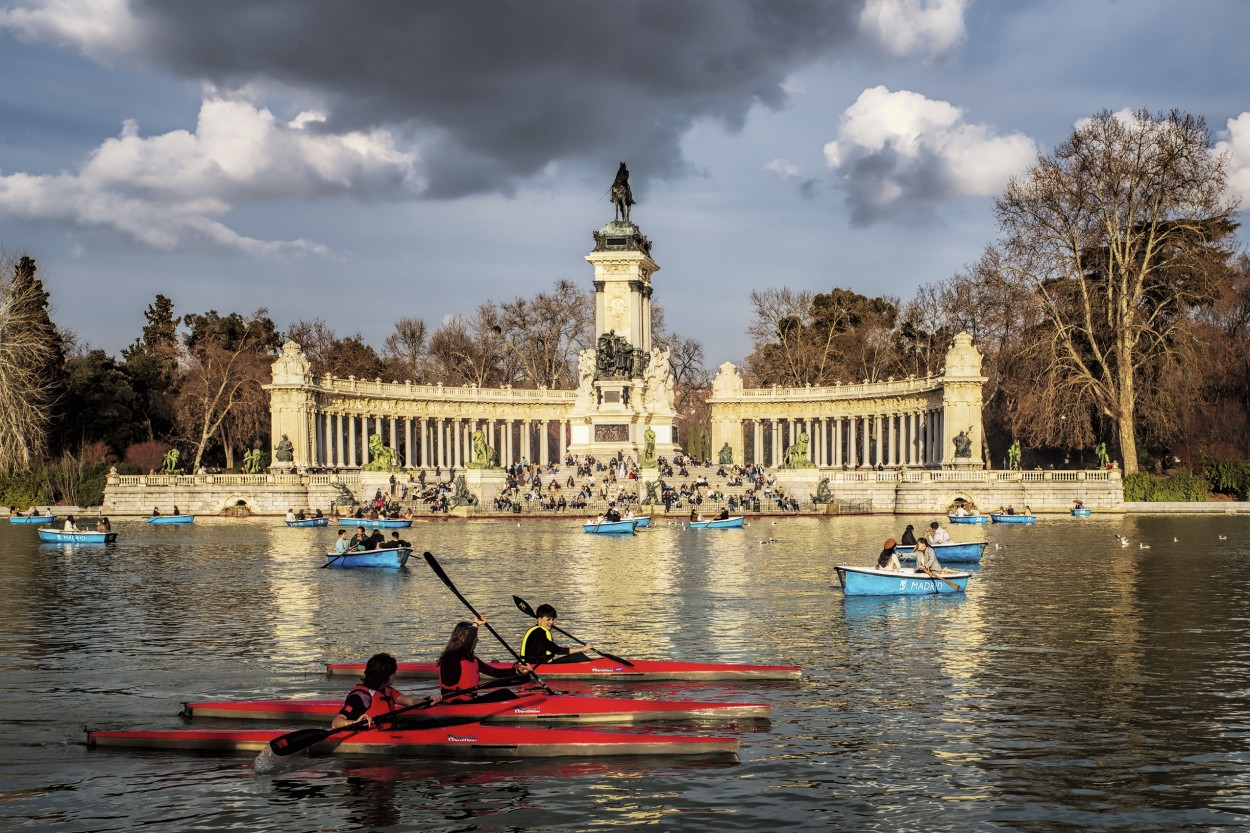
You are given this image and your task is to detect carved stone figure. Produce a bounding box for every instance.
[162,448,180,473]
[1095,442,1109,469]
[642,480,660,505]
[361,433,399,471]
[450,474,478,507]
[611,162,634,224]
[815,477,834,503]
[953,430,974,459]
[642,427,657,467]
[332,483,356,507]
[644,346,673,409]
[1006,438,1021,468]
[470,428,490,467]
[242,448,264,474]
[718,443,733,465]
[782,433,812,469]
[273,435,294,463]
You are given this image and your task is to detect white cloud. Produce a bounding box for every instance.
[764,159,801,180]
[0,94,422,253]
[823,86,1036,224]
[858,0,968,59]
[1213,112,1250,205]
[0,0,144,63]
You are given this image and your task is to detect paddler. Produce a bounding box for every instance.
[331,652,429,729]
[437,618,529,702]
[521,604,593,665]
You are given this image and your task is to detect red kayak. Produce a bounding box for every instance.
[326,657,801,681]
[180,690,771,724]
[87,724,739,758]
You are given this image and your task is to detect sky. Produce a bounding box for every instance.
[2,0,1249,367]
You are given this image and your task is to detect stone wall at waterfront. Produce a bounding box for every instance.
[104,468,1124,516]
[776,469,1124,514]
[102,472,365,516]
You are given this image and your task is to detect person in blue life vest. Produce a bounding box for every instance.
[331,652,428,729]
[521,604,593,665]
[438,618,530,703]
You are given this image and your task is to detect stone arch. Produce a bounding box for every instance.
[945,491,980,514]
[221,495,252,516]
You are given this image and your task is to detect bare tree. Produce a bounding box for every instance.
[994,109,1239,473]
[496,279,593,388]
[175,311,277,470]
[0,256,63,475]
[382,317,429,382]
[745,288,843,386]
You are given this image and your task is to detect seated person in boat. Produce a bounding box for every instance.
[295,508,306,520]
[716,507,730,521]
[332,652,425,729]
[901,524,917,545]
[63,514,78,531]
[285,508,297,522]
[365,529,386,549]
[173,505,180,515]
[151,506,161,516]
[914,538,944,573]
[1005,503,1017,515]
[603,504,622,523]
[928,520,952,545]
[1073,499,1083,510]
[953,505,969,516]
[96,516,111,532]
[876,538,902,571]
[353,507,365,519]
[438,619,528,703]
[379,531,411,549]
[314,508,324,518]
[522,604,592,665]
[333,529,352,554]
[349,526,371,550]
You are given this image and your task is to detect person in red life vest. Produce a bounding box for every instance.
[521,604,593,665]
[331,652,427,729]
[437,618,528,703]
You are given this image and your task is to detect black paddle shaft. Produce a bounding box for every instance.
[264,672,529,757]
[512,595,634,667]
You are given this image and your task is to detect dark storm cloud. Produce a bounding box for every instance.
[129,0,861,197]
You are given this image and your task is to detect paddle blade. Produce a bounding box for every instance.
[513,596,537,617]
[267,726,338,757]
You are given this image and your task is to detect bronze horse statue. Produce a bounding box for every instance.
[611,162,634,223]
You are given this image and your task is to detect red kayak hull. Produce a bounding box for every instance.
[181,691,771,723]
[326,658,801,681]
[87,724,739,758]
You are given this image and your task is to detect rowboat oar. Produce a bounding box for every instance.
[918,565,960,591]
[255,672,530,767]
[423,552,554,694]
[512,595,634,667]
[321,550,352,568]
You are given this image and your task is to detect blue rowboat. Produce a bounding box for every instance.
[583,519,637,535]
[147,515,194,525]
[897,541,988,564]
[689,516,745,529]
[38,528,118,543]
[1071,508,1092,517]
[9,515,55,525]
[337,518,413,529]
[835,565,971,596]
[948,514,989,525]
[631,516,650,528]
[323,547,411,569]
[990,513,1035,524]
[285,517,329,527]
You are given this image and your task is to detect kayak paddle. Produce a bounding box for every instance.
[512,595,634,667]
[258,672,531,762]
[423,552,555,694]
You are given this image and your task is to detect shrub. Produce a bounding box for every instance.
[0,469,50,510]
[1122,471,1210,502]
[1199,453,1250,500]
[124,440,172,473]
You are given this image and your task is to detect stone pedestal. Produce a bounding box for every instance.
[461,468,507,508]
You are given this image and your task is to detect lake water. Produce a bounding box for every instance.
[1,513,1248,832]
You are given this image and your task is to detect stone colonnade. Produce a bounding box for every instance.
[310,410,577,470]
[266,342,576,471]
[708,333,988,469]
[734,410,945,469]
